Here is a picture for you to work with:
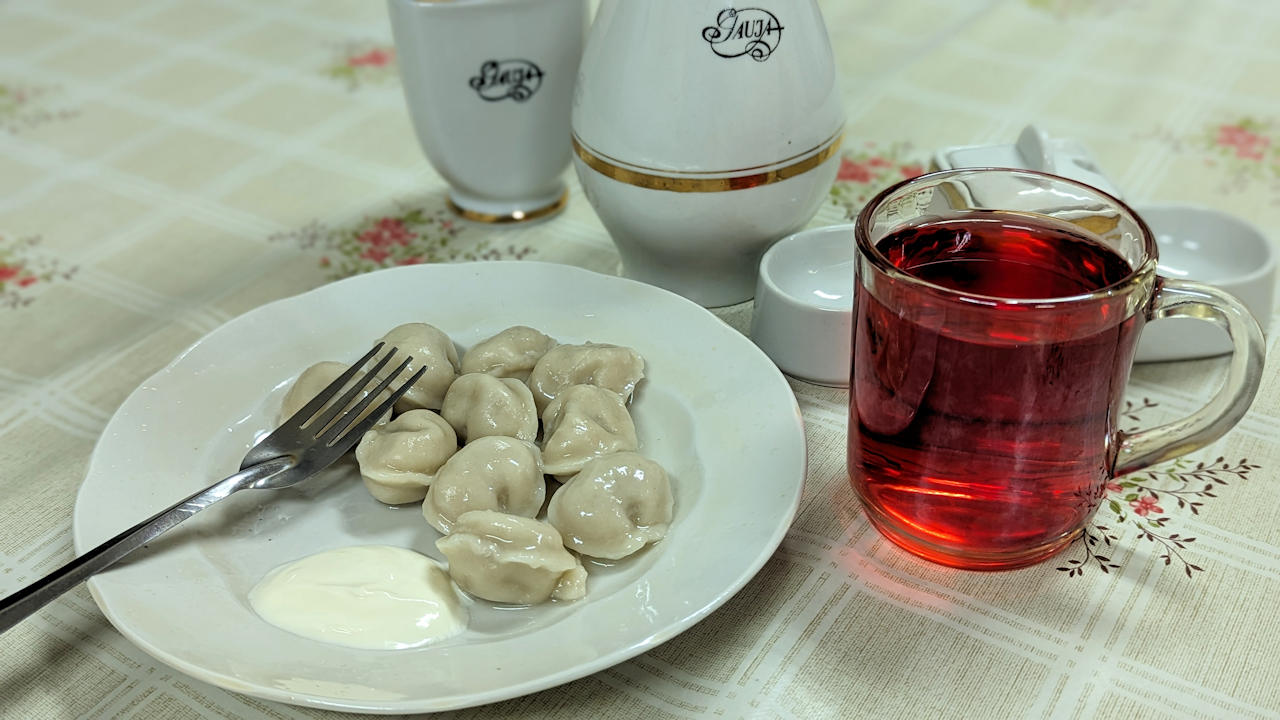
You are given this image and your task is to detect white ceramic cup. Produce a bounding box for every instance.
[572,0,846,307]
[387,0,587,224]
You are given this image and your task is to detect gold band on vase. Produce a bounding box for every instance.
[571,130,844,193]
[446,190,568,224]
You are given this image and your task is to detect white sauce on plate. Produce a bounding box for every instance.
[249,545,467,650]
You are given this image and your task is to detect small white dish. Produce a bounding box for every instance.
[1135,203,1276,362]
[76,262,806,713]
[750,224,855,386]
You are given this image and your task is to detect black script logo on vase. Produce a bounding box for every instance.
[702,8,784,62]
[469,59,545,102]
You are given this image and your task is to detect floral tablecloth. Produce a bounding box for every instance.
[2,0,1279,718]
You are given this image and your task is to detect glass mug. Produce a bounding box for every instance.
[848,168,1265,570]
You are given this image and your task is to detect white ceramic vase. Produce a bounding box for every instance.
[572,1,846,306]
[388,0,587,224]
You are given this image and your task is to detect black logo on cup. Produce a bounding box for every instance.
[702,8,784,62]
[469,59,545,102]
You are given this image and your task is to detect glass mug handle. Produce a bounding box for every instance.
[1114,278,1266,475]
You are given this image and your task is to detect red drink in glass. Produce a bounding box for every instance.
[848,169,1264,570]
[850,213,1140,568]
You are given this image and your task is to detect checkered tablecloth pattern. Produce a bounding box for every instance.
[2,0,1279,717]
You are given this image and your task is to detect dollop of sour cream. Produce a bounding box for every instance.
[249,545,467,650]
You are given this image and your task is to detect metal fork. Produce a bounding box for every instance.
[0,343,423,635]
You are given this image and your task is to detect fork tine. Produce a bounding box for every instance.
[319,355,412,443]
[320,364,428,450]
[285,342,384,430]
[305,345,401,433]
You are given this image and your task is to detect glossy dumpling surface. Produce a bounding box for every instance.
[460,325,557,382]
[278,361,390,427]
[540,384,638,477]
[436,510,586,604]
[440,373,538,443]
[377,323,459,412]
[527,342,645,414]
[422,436,545,535]
[354,409,458,505]
[547,452,673,560]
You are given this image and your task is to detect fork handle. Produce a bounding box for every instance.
[0,456,294,635]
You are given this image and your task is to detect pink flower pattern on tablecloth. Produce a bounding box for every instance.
[1057,399,1259,578]
[836,158,873,183]
[1216,123,1271,160]
[1130,494,1164,516]
[271,201,532,280]
[0,81,76,133]
[0,235,76,309]
[828,141,927,218]
[327,41,397,90]
[1202,117,1279,184]
[1140,115,1280,199]
[348,48,393,68]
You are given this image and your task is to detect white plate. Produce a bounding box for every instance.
[74,262,806,714]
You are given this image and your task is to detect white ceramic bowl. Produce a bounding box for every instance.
[749,224,855,386]
[1136,203,1276,362]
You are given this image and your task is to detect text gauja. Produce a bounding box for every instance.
[702,8,784,62]
[469,59,545,102]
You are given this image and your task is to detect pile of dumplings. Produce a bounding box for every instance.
[280,323,675,606]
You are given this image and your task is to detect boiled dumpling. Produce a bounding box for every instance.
[540,384,638,477]
[422,436,545,534]
[547,452,673,560]
[440,373,538,443]
[460,326,557,382]
[527,342,645,414]
[354,410,458,505]
[278,361,390,426]
[436,510,586,604]
[377,323,459,412]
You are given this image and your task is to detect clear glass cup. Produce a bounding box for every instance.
[848,168,1266,570]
